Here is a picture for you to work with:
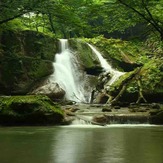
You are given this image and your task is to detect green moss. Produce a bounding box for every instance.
[0,56,53,94]
[108,58,163,102]
[83,36,150,71]
[140,59,163,93]
[0,95,64,126]
[109,68,139,95]
[68,39,100,69]
[1,30,58,61]
[0,30,56,94]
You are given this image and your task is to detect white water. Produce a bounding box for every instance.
[88,44,125,85]
[63,123,159,128]
[50,39,87,102]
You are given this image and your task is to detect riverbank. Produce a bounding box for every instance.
[0,95,162,126]
[0,95,64,126]
[62,103,163,125]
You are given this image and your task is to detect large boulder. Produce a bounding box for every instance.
[0,30,58,60]
[0,57,53,94]
[0,95,64,126]
[0,30,58,95]
[149,109,163,124]
[31,81,66,101]
[68,39,102,75]
[94,92,109,104]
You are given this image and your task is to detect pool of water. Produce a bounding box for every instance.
[0,124,163,163]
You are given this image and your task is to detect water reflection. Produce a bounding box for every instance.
[0,127,54,163]
[0,126,163,163]
[51,126,163,163]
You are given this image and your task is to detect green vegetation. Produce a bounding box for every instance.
[69,39,100,70]
[83,36,144,71]
[0,95,64,126]
[0,0,162,124]
[0,30,57,95]
[0,0,162,40]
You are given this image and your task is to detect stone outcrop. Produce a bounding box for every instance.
[149,110,163,124]
[0,30,58,95]
[68,39,102,75]
[0,95,64,126]
[31,80,66,101]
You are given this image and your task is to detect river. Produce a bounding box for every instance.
[0,125,163,163]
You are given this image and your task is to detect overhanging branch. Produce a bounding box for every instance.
[118,0,162,34]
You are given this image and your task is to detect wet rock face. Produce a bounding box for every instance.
[68,39,101,73]
[1,30,57,61]
[84,66,103,76]
[0,57,53,95]
[96,71,112,91]
[90,71,112,104]
[94,92,109,104]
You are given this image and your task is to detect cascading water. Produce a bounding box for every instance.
[50,39,87,103]
[87,44,125,85]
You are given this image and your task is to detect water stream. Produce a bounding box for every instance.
[49,40,124,103]
[88,44,125,85]
[50,39,87,103]
[50,39,124,103]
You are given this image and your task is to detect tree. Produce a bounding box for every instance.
[1,0,162,40]
[0,0,43,24]
[115,0,163,40]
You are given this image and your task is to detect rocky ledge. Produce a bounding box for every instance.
[62,103,163,125]
[0,95,64,126]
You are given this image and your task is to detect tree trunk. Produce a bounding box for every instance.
[0,12,26,25]
[110,84,127,104]
[136,78,147,103]
[48,14,56,34]
[161,33,163,41]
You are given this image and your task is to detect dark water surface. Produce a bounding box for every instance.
[0,125,163,163]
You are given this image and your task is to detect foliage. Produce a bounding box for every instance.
[83,36,149,65]
[109,58,163,98]
[140,59,163,92]
[0,0,163,40]
[114,0,163,40]
[0,30,56,94]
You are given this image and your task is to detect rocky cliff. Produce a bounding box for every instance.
[0,30,58,95]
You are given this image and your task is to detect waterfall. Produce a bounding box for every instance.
[87,44,125,85]
[50,39,87,103]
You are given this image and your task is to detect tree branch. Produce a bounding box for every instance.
[0,12,27,25]
[118,0,163,35]
[141,0,162,33]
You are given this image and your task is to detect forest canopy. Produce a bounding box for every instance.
[0,0,163,40]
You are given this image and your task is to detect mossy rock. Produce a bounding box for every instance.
[68,39,101,72]
[0,56,53,94]
[83,36,142,72]
[0,30,58,95]
[108,58,163,103]
[108,68,140,97]
[0,95,64,126]
[149,109,163,124]
[0,30,58,60]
